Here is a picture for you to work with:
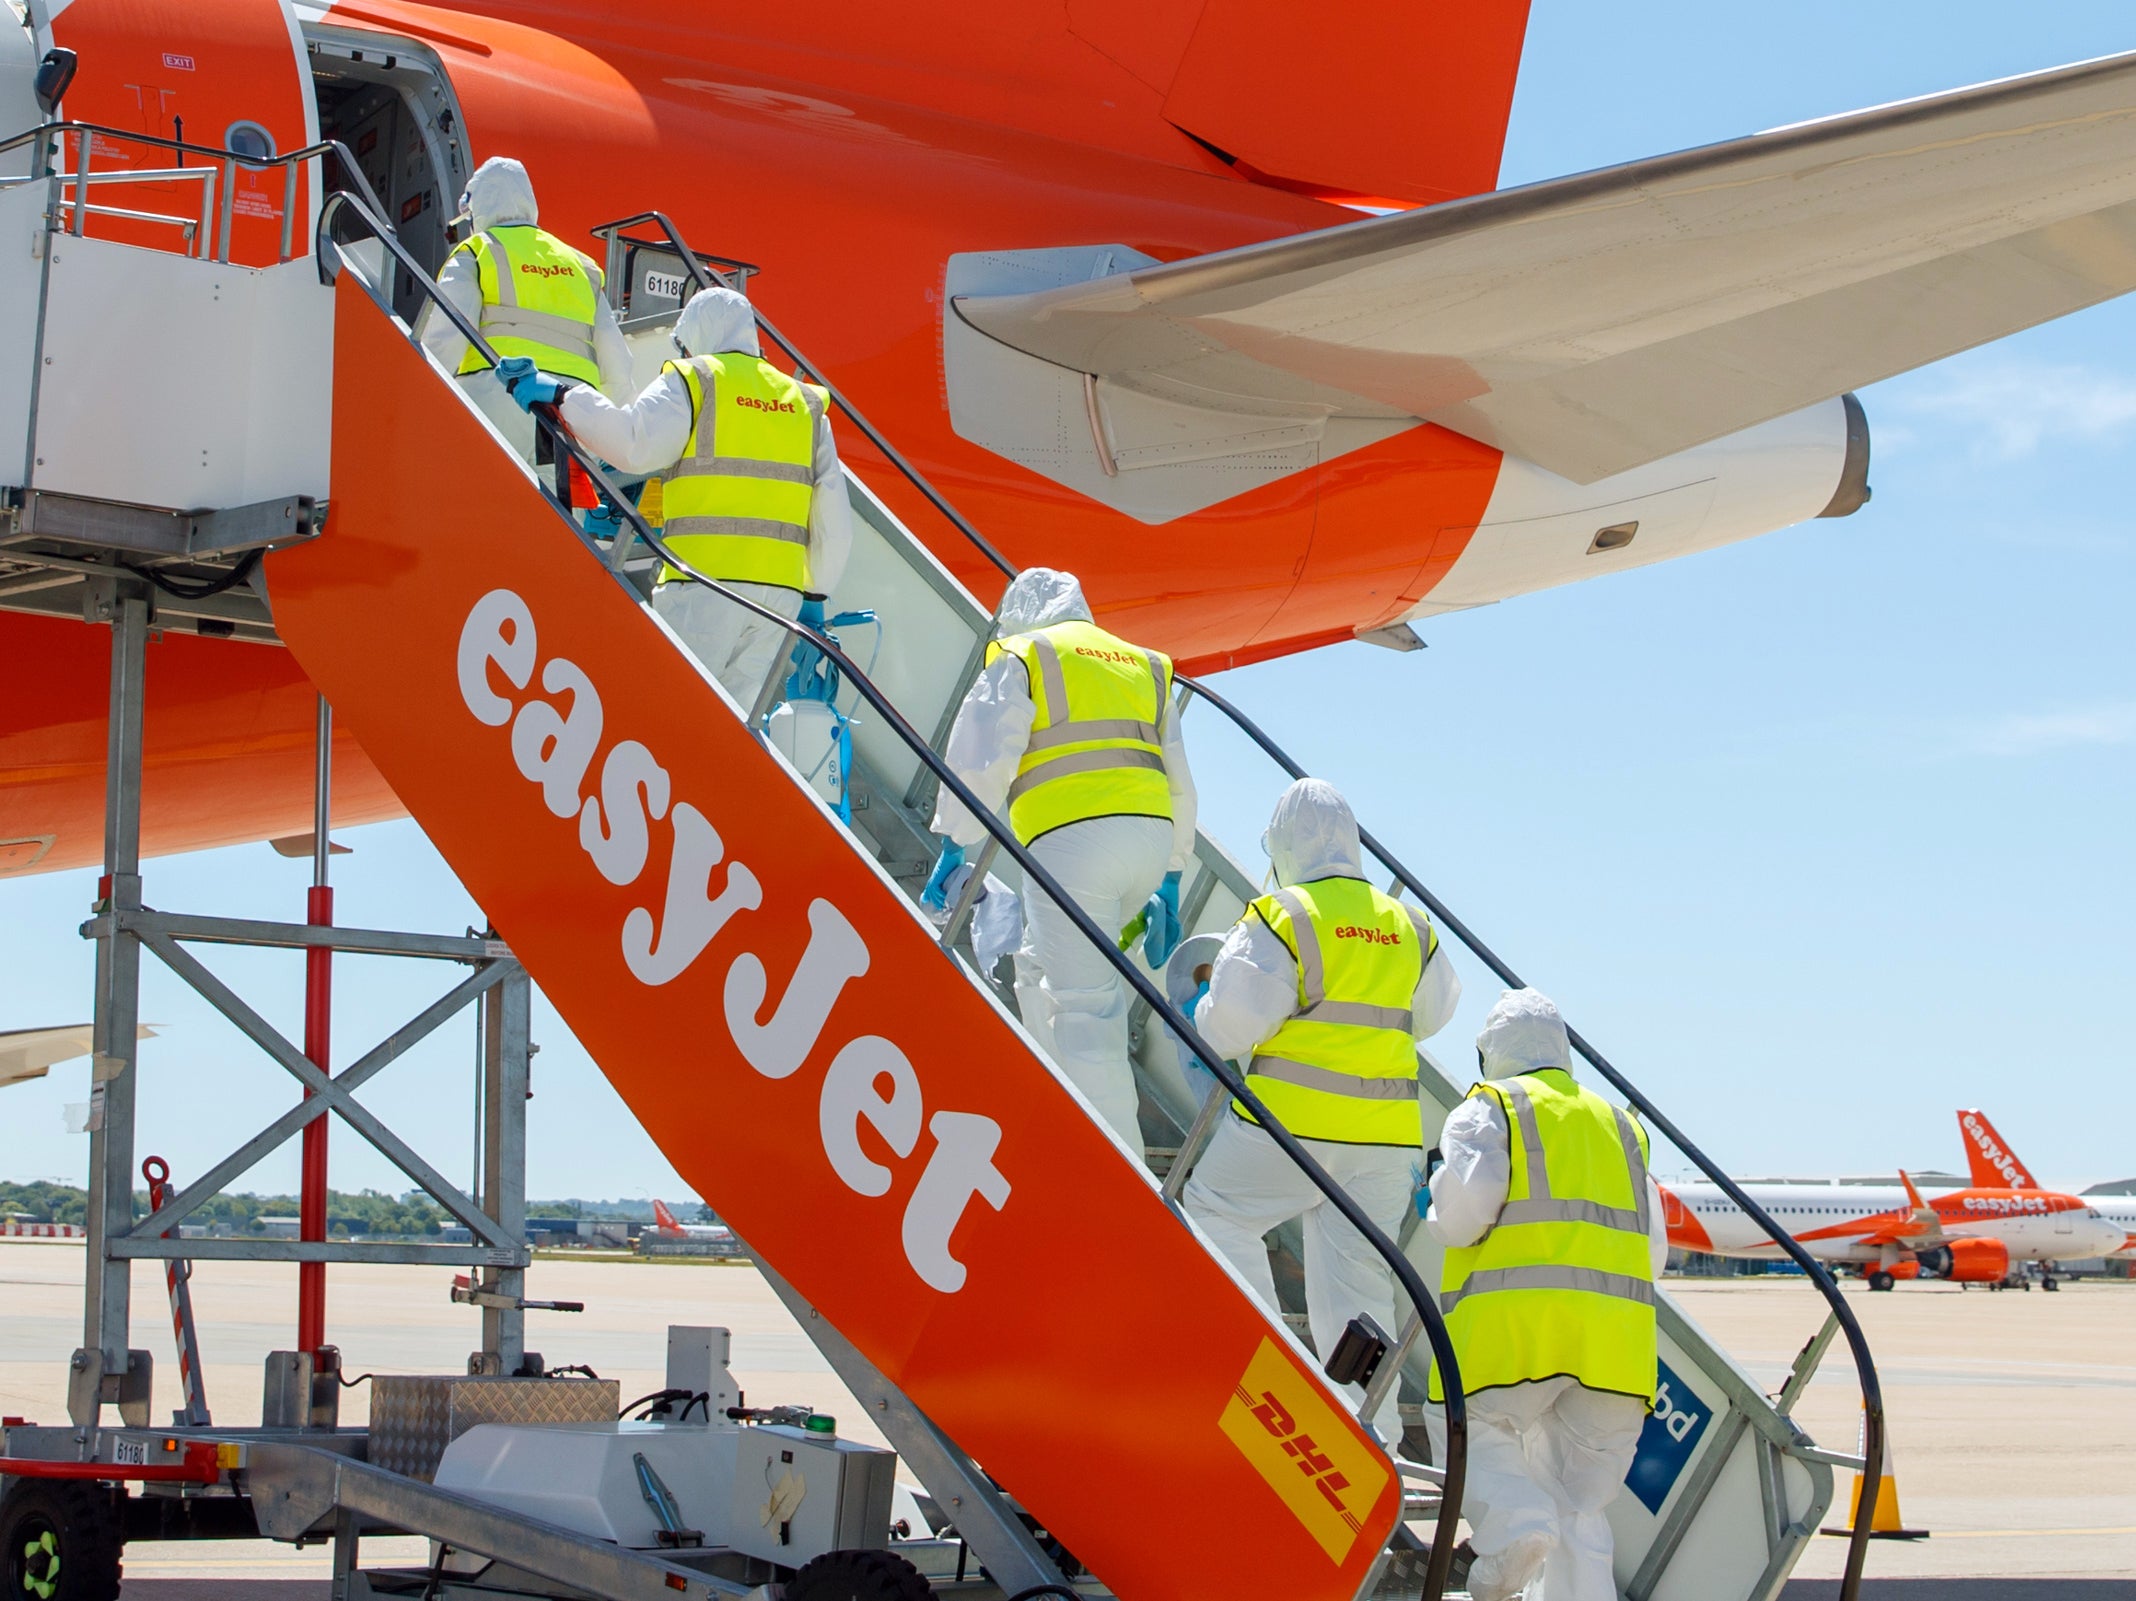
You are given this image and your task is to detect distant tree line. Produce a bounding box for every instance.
[1,1183,704,1232]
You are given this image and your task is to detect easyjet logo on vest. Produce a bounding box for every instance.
[734,393,797,415]
[517,262,580,280]
[1073,644,1141,668]
[1332,924,1403,946]
[455,588,1010,1295]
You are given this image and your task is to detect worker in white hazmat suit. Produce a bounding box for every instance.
[417,156,633,464]
[553,286,854,710]
[1424,988,1669,1601]
[927,568,1195,1160]
[1181,778,1459,1434]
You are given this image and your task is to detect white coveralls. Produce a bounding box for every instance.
[559,287,854,709]
[417,157,634,463]
[931,569,1196,1160]
[1424,989,1670,1601]
[1182,779,1461,1434]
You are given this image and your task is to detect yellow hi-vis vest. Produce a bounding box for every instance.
[1233,877,1431,1146]
[1429,1067,1657,1403]
[985,620,1173,845]
[450,224,604,386]
[657,354,825,592]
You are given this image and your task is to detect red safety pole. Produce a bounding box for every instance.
[297,697,333,1355]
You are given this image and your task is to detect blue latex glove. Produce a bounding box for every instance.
[1188,978,1210,1018]
[497,355,566,411]
[797,597,827,631]
[1141,869,1184,966]
[920,840,966,912]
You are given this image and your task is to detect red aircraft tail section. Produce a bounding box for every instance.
[1958,1110,2037,1190]
[651,1199,682,1233]
[268,276,1400,1601]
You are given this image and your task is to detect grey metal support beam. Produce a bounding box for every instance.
[755,1261,1070,1597]
[114,960,511,1241]
[137,932,517,1250]
[76,586,149,1426]
[480,965,531,1371]
[89,908,506,962]
[110,1238,523,1266]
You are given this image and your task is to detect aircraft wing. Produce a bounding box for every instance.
[0,1023,155,1088]
[955,50,2136,484]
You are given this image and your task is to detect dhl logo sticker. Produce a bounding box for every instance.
[1217,1338,1390,1564]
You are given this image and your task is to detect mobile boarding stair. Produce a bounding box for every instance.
[0,119,1884,1601]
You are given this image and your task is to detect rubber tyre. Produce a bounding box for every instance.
[2043,1276,2059,1292]
[0,1480,124,1601]
[1867,1271,1895,1292]
[784,1548,933,1601]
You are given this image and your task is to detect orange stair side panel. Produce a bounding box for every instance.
[269,279,1399,1601]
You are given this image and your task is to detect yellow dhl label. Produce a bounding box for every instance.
[1218,1337,1390,1563]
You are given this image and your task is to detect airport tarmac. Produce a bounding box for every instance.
[1,1243,2130,1597]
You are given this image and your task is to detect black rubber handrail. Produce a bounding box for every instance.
[571,207,1882,1599]
[315,186,1468,1601]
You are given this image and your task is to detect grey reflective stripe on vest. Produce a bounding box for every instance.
[1246,1055,1420,1101]
[483,232,523,308]
[1271,888,1325,1005]
[477,305,598,361]
[672,455,814,484]
[1300,999,1413,1030]
[1006,745,1165,803]
[1501,1079,1554,1200]
[1025,716,1163,754]
[1440,1265,1657,1315]
[1615,1106,1652,1238]
[664,515,809,544]
[1496,1197,1647,1230]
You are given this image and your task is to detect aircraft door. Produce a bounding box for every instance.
[32,0,317,265]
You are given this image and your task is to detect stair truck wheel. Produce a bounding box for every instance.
[0,1479,124,1601]
[783,1548,934,1601]
[1867,1270,1895,1292]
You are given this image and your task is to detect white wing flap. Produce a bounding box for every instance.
[955,51,2136,483]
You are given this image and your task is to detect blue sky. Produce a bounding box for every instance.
[4,6,2133,1198]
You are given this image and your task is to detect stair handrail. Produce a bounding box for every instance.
[0,119,394,264]
[317,185,1470,1601]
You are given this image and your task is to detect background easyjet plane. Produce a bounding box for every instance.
[8,1,2136,874]
[1956,1109,2136,1260]
[1659,1151,2125,1291]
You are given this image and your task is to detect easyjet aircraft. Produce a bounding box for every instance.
[9,3,2136,874]
[1660,1169,2124,1291]
[1957,1109,2136,1259]
[647,1198,740,1247]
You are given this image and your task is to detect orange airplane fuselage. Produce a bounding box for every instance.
[3,0,1530,871]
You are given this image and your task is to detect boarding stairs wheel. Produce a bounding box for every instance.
[0,1480,123,1601]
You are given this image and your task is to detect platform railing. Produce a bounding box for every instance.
[318,185,1472,1599]
[0,119,393,264]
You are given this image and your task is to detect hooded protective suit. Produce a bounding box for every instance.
[1422,989,1668,1601]
[1181,779,1459,1437]
[419,158,632,462]
[559,286,853,709]
[930,569,1196,1158]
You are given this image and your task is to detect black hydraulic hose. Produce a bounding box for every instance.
[125,546,259,600]
[319,187,1465,1599]
[1175,672,1884,1601]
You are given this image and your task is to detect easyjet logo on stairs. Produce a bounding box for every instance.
[455,586,1011,1294]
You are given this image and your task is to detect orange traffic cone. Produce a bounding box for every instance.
[1822,1403,1929,1540]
